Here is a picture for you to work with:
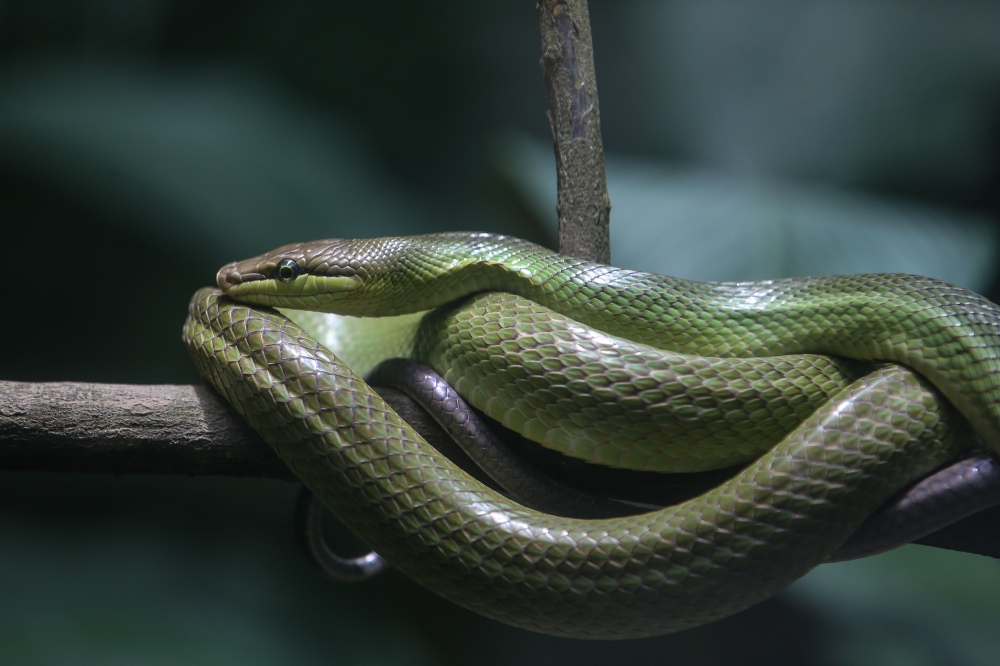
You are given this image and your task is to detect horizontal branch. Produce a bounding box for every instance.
[1,380,997,560]
[0,381,288,478]
[0,380,490,485]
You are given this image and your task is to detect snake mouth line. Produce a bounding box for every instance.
[217,269,364,305]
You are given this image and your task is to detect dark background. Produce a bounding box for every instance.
[1,2,1000,664]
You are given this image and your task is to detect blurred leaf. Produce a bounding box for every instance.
[0,474,435,666]
[601,2,1000,201]
[787,547,1000,666]
[495,132,997,292]
[0,59,432,261]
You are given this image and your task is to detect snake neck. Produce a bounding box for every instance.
[346,233,705,340]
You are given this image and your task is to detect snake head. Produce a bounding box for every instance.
[217,232,529,315]
[216,239,370,311]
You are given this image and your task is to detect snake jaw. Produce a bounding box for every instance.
[217,262,255,291]
[219,273,365,310]
[216,242,368,310]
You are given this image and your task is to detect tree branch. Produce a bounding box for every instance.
[538,0,611,263]
[0,381,288,478]
[0,380,492,487]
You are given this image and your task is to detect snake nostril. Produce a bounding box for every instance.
[216,263,240,290]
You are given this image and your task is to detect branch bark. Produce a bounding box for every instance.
[538,0,611,263]
[0,380,493,488]
[0,381,288,479]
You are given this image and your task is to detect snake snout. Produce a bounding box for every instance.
[216,260,266,292]
[216,262,244,291]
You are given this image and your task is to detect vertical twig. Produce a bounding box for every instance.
[538,0,611,264]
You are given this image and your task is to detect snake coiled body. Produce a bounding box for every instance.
[286,293,876,472]
[219,233,1000,449]
[186,232,1000,637]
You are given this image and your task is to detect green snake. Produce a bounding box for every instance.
[184,232,995,638]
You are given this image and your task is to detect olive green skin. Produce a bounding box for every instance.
[195,232,1000,636]
[417,295,868,472]
[219,233,1000,452]
[288,294,874,472]
[183,288,968,638]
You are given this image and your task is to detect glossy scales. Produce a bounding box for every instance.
[285,296,875,472]
[221,233,1000,452]
[184,288,970,638]
[412,293,875,472]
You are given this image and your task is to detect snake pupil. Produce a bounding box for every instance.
[276,259,300,283]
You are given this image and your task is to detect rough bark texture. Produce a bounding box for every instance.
[538,0,611,264]
[0,381,489,486]
[0,381,288,479]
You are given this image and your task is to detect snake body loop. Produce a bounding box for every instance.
[287,293,875,472]
[366,358,634,518]
[189,232,1000,637]
[294,486,389,581]
[184,288,969,637]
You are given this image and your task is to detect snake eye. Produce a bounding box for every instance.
[275,259,301,283]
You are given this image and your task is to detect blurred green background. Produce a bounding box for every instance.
[1,1,1000,664]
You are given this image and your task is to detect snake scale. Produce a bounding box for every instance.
[184,232,997,638]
